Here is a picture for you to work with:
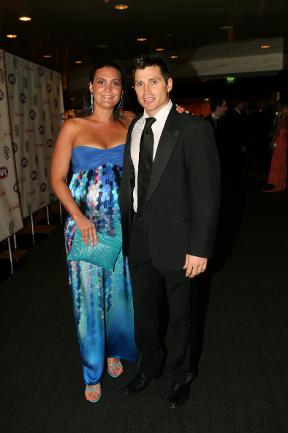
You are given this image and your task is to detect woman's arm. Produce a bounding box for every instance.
[50,119,97,245]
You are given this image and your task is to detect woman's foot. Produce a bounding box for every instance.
[107,358,123,378]
[85,383,101,403]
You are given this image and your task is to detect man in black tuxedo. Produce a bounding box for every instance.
[119,55,220,408]
[205,97,227,152]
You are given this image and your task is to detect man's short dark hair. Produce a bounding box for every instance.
[132,54,171,82]
[210,97,226,113]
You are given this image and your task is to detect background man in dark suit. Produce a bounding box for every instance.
[205,97,228,151]
[119,55,220,408]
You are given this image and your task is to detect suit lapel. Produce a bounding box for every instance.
[146,106,180,202]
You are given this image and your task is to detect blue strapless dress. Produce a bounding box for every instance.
[64,145,137,385]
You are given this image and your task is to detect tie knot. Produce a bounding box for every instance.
[144,117,156,130]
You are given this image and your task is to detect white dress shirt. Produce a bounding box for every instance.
[130,100,173,212]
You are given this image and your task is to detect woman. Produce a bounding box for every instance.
[50,61,137,403]
[266,100,288,192]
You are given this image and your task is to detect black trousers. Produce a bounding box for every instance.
[128,214,195,384]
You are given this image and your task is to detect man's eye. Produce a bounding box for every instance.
[135,82,143,87]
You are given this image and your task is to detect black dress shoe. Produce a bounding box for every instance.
[123,371,151,394]
[167,382,190,409]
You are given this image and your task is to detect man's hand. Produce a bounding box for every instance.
[183,254,207,278]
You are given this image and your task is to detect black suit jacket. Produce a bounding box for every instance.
[119,105,221,271]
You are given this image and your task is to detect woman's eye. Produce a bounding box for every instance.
[96,80,104,86]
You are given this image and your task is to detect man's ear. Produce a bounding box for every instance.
[167,77,173,93]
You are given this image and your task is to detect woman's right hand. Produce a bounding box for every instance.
[74,214,98,246]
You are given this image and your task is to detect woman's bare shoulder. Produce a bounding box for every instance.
[60,116,89,132]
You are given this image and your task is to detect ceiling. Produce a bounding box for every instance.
[1,0,288,77]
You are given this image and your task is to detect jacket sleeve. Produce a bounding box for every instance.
[185,119,221,258]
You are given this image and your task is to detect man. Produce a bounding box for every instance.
[119,54,220,408]
[222,98,247,190]
[205,97,227,151]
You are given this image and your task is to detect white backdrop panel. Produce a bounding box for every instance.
[5,52,64,218]
[0,50,23,242]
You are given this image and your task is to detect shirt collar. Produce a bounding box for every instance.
[141,99,173,125]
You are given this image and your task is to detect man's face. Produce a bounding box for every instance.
[134,65,173,116]
[217,100,228,117]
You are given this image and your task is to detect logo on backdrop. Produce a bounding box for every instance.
[0,167,8,179]
[0,89,4,100]
[39,125,45,135]
[19,93,27,103]
[37,67,44,77]
[49,193,55,202]
[21,158,28,168]
[13,182,19,193]
[29,110,36,120]
[13,57,18,70]
[53,98,59,107]
[13,143,18,153]
[0,69,5,83]
[3,146,10,160]
[14,124,20,137]
[8,73,16,85]
[31,171,38,180]
[40,182,47,192]
[46,83,52,93]
[9,220,15,235]
[47,139,53,148]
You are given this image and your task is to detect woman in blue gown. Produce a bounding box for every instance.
[50,61,137,403]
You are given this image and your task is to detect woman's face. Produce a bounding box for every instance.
[89,66,122,110]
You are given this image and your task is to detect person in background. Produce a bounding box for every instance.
[264,98,288,192]
[205,97,228,152]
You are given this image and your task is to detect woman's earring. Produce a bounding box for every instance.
[117,92,124,112]
[90,92,94,113]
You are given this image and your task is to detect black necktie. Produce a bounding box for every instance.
[137,117,156,215]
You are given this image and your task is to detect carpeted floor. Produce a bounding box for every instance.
[1,187,288,433]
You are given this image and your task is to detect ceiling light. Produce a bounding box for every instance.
[6,34,17,39]
[74,60,83,64]
[114,3,128,10]
[155,48,165,52]
[170,55,178,59]
[219,25,233,31]
[204,98,210,102]
[43,54,52,58]
[137,37,147,42]
[261,44,271,49]
[19,16,32,22]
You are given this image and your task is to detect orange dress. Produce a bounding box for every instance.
[267,113,288,192]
